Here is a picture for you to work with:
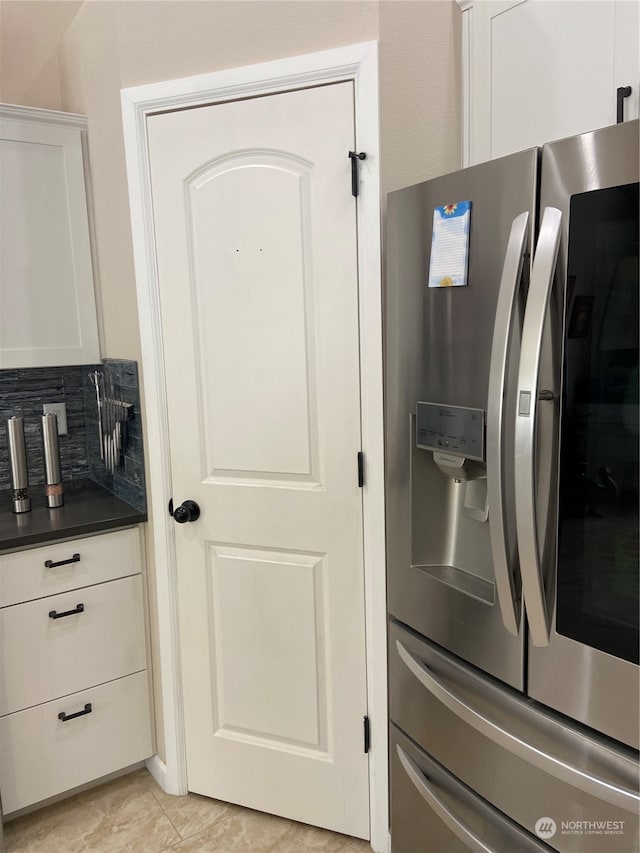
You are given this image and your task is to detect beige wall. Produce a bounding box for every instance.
[2,2,461,358]
[379,0,461,191]
[1,0,461,762]
[0,0,83,109]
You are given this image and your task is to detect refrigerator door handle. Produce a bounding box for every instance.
[487,211,530,636]
[396,745,497,853]
[396,640,639,812]
[514,206,562,647]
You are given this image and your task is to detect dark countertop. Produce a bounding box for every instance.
[0,480,147,552]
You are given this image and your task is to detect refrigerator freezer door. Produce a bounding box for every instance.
[389,620,640,853]
[528,119,639,749]
[385,149,538,688]
[390,725,550,853]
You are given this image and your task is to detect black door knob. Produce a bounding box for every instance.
[172,500,200,524]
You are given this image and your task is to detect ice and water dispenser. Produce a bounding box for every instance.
[411,402,495,604]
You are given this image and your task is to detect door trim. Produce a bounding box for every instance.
[120,42,387,852]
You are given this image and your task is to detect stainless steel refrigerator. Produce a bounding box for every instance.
[385,119,639,853]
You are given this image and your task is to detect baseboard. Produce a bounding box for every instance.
[145,754,170,793]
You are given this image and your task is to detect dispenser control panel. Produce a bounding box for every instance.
[416,402,485,461]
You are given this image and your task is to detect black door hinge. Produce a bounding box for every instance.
[363,715,370,753]
[348,151,367,197]
[357,451,364,488]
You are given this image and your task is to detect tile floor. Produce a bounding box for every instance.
[3,769,372,852]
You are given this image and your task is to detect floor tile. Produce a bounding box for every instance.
[3,769,372,853]
[168,808,295,852]
[271,820,369,852]
[146,780,236,842]
[4,771,180,853]
[336,839,371,853]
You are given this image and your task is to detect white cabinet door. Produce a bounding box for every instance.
[0,106,100,367]
[467,0,640,164]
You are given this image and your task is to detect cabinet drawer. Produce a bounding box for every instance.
[0,671,152,815]
[0,575,146,715]
[0,528,141,607]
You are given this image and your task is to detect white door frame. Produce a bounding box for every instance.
[121,42,388,853]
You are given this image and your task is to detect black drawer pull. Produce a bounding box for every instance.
[49,603,84,619]
[617,85,632,123]
[45,553,81,569]
[58,703,92,722]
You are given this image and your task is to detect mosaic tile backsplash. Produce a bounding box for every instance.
[0,359,146,512]
[85,359,146,512]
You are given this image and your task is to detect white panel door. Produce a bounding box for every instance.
[469,0,640,163]
[146,82,369,838]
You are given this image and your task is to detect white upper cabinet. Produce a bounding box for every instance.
[464,0,640,164]
[0,105,100,368]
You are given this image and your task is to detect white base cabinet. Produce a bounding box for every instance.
[0,672,152,815]
[0,527,143,608]
[0,104,101,368]
[0,527,153,815]
[0,575,147,716]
